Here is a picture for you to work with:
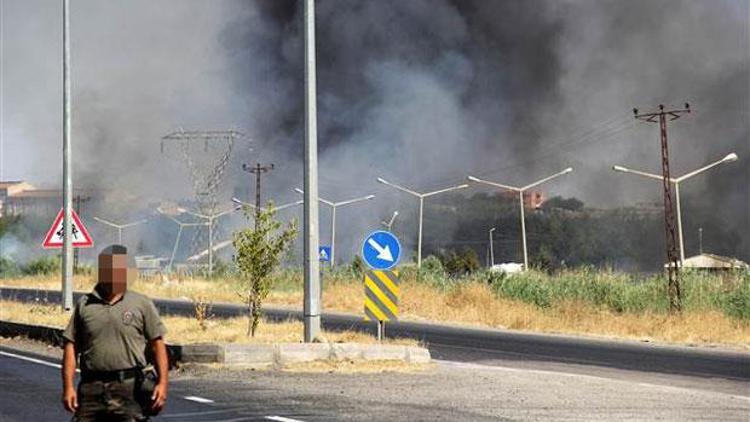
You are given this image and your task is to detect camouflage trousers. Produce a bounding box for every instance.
[73,379,148,422]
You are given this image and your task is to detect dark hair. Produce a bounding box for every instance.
[99,244,128,256]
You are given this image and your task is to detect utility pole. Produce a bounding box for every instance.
[633,103,691,313]
[303,0,321,342]
[61,0,73,311]
[698,227,703,255]
[489,227,496,267]
[73,194,90,272]
[242,163,274,224]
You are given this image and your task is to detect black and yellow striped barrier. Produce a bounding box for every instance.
[364,270,399,322]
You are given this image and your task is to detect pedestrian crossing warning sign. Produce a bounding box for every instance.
[42,208,94,249]
[364,270,399,322]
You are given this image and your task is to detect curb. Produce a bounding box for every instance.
[175,342,431,367]
[0,320,431,367]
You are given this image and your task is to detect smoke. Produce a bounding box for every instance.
[1,0,747,264]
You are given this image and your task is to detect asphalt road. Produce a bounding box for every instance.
[0,344,327,421]
[1,341,748,421]
[1,287,748,382]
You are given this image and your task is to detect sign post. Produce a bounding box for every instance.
[361,231,401,341]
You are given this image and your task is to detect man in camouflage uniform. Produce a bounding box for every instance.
[62,244,169,421]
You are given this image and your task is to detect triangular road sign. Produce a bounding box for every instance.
[43,208,94,249]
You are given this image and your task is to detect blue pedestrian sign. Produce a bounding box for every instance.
[361,231,401,270]
[319,246,332,262]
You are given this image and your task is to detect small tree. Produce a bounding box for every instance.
[233,204,297,336]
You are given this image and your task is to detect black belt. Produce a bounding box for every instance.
[80,367,140,383]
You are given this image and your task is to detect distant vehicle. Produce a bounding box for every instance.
[490,263,524,274]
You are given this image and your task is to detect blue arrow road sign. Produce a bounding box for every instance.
[362,231,401,270]
[319,246,331,262]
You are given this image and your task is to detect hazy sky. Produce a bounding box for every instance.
[1,0,747,259]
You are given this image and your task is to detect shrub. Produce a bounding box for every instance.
[439,248,480,277]
[22,255,61,276]
[720,272,750,320]
[0,256,20,277]
[350,255,365,277]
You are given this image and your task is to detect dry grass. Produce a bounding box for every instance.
[2,275,749,349]
[0,300,416,346]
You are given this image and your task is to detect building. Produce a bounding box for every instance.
[499,190,546,209]
[0,180,96,218]
[664,253,749,270]
[0,181,35,216]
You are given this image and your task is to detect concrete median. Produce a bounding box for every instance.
[0,320,431,368]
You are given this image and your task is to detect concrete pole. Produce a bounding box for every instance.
[674,182,685,265]
[519,191,528,270]
[330,206,336,267]
[417,196,424,268]
[61,0,73,311]
[169,225,183,273]
[303,0,321,342]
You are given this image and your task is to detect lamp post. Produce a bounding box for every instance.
[295,189,375,266]
[157,208,206,273]
[381,211,399,232]
[467,167,573,270]
[92,217,147,244]
[613,152,738,264]
[176,207,236,277]
[376,178,469,268]
[489,227,496,267]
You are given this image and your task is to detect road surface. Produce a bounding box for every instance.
[0,340,748,421]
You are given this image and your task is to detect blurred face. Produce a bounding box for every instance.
[97,253,134,298]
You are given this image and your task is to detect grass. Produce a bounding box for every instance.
[0,300,416,346]
[1,267,748,349]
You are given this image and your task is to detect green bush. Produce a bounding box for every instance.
[349,255,365,277]
[420,255,446,278]
[719,273,750,320]
[438,248,480,277]
[22,255,61,276]
[0,256,20,277]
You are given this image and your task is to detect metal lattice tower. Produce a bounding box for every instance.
[161,129,244,256]
[634,104,691,313]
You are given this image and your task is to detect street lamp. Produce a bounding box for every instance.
[92,216,148,244]
[175,207,236,277]
[376,178,469,268]
[157,207,206,273]
[489,227,496,267]
[381,211,399,231]
[613,152,738,264]
[467,167,573,270]
[295,188,375,266]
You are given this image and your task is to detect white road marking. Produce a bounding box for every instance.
[265,416,307,422]
[183,395,215,403]
[0,350,61,369]
[436,360,750,402]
